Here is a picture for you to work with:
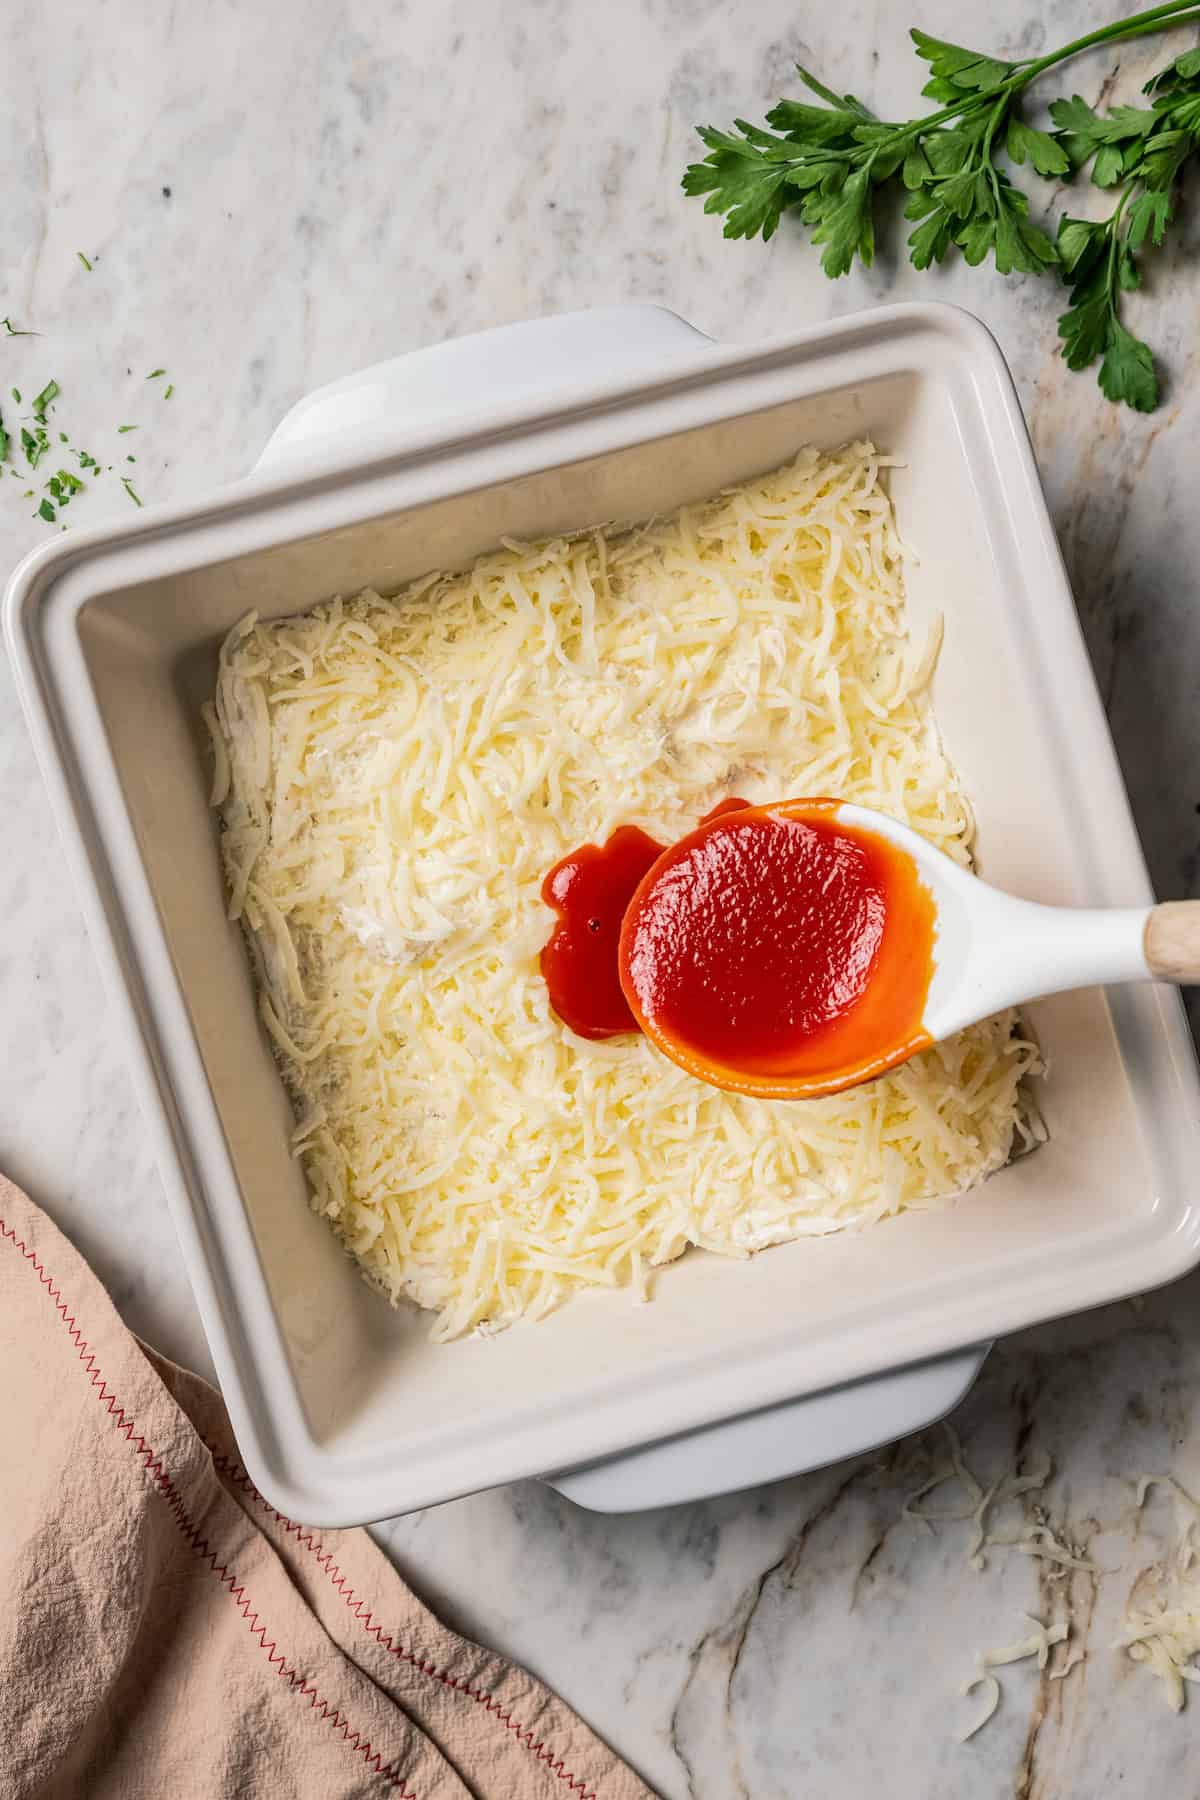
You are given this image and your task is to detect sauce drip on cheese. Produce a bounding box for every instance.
[540,799,750,1039]
[618,799,937,1099]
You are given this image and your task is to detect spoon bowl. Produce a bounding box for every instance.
[619,798,1187,1100]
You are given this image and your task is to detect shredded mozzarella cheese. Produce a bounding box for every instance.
[1136,1474,1200,1572]
[901,1423,1061,1573]
[982,1614,1070,1671]
[1119,1610,1200,1710]
[957,1673,1001,1743]
[957,1614,1073,1743]
[210,443,1043,1339]
[1120,1474,1200,1708]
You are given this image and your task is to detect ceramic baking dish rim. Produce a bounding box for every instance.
[7,301,1200,1523]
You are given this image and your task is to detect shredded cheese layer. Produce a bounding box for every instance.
[209,443,1043,1340]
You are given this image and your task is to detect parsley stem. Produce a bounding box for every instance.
[827,1,1200,188]
[872,3,1200,166]
[1018,0,1200,81]
[1105,181,1135,300]
[982,98,1009,214]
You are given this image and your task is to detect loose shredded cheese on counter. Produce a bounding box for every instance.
[901,1423,1062,1573]
[1119,1474,1200,1708]
[210,443,1043,1339]
[1136,1474,1200,1572]
[957,1614,1073,1743]
[1119,1609,1200,1710]
[982,1614,1070,1670]
[957,1673,1001,1743]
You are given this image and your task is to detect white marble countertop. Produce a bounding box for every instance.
[5,2,1200,1793]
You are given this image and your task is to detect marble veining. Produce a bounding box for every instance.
[5,2,1200,1793]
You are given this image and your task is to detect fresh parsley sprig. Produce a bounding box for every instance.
[1053,45,1200,407]
[683,3,1200,408]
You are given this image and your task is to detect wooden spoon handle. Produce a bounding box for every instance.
[1144,902,1200,983]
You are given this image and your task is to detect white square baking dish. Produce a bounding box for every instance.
[7,301,1200,1525]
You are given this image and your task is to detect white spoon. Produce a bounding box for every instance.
[620,796,1196,1101]
[842,802,1191,1045]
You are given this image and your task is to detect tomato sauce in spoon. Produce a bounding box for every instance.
[618,799,936,1098]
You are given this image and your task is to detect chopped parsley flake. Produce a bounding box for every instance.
[121,476,143,507]
[37,498,55,522]
[32,379,60,420]
[164,383,174,400]
[21,425,48,469]
[117,424,137,433]
[146,368,165,380]
[11,388,20,404]
[2,317,37,337]
[77,251,93,272]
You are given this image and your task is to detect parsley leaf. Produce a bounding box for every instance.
[20,425,49,469]
[684,125,800,241]
[910,28,1016,95]
[808,167,875,277]
[1058,269,1112,370]
[1145,46,1200,92]
[1056,215,1106,275]
[1057,196,1161,410]
[1050,94,1156,151]
[1099,319,1158,410]
[1127,188,1173,249]
[1006,116,1070,176]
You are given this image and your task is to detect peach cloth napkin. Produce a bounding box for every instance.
[0,1174,655,1800]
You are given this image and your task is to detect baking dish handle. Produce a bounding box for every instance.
[545,1341,990,1512]
[550,1346,993,1512]
[255,304,714,469]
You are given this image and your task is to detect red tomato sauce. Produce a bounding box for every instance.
[618,799,935,1099]
[539,799,751,1040]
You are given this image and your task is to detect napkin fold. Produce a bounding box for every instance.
[0,1174,654,1800]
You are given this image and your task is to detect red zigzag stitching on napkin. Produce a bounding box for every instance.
[208,1449,602,1800]
[0,1216,416,1799]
